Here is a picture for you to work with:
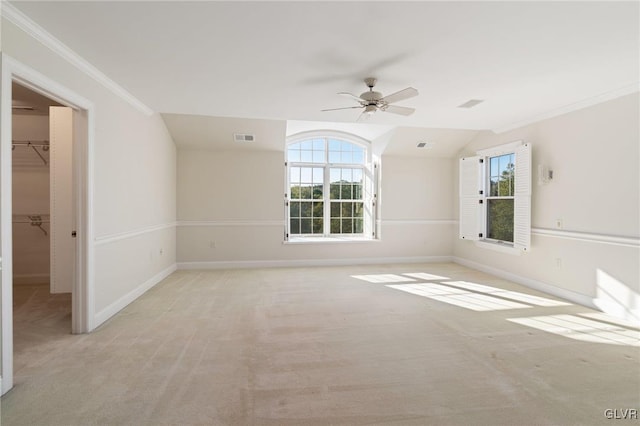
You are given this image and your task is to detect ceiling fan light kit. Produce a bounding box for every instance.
[322,77,419,121]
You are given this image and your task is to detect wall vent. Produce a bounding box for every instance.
[234,133,255,142]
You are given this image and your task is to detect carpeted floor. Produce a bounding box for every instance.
[2,263,639,425]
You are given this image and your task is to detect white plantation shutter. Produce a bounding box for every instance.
[459,156,483,240]
[513,143,532,251]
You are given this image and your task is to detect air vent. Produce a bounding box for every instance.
[12,106,35,111]
[457,99,484,109]
[234,133,255,142]
[416,141,433,149]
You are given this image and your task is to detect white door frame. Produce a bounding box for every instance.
[0,53,94,394]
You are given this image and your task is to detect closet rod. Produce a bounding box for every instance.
[12,140,49,165]
[13,215,49,236]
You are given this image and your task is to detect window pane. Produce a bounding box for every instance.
[328,151,340,163]
[355,219,364,233]
[330,183,340,199]
[330,218,340,233]
[290,219,300,234]
[313,218,323,233]
[312,201,323,217]
[330,202,340,217]
[330,168,341,183]
[290,185,300,199]
[312,151,324,163]
[312,168,323,183]
[341,151,353,164]
[329,139,341,151]
[342,219,353,233]
[490,157,499,176]
[313,139,325,150]
[341,184,352,199]
[303,185,314,199]
[341,202,353,217]
[301,219,312,234]
[300,202,311,217]
[353,184,362,200]
[352,168,363,182]
[489,177,499,197]
[290,167,300,183]
[341,141,352,152]
[300,168,312,183]
[313,185,323,199]
[354,202,364,217]
[353,148,364,164]
[301,140,312,150]
[290,201,300,217]
[487,199,514,242]
[288,150,301,162]
[342,168,352,182]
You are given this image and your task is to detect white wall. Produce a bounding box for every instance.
[177,145,455,266]
[453,93,640,321]
[2,18,177,327]
[12,114,49,284]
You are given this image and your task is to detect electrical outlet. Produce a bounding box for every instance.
[159,248,163,255]
[555,218,563,229]
[555,257,562,268]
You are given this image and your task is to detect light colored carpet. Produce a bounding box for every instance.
[2,263,639,425]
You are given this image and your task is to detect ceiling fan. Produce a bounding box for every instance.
[322,77,418,121]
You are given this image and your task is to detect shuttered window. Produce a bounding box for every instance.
[459,141,531,252]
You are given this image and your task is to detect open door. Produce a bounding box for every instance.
[49,106,74,294]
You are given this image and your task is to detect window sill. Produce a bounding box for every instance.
[475,240,523,255]
[285,236,379,245]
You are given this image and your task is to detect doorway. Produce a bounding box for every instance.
[1,55,93,395]
[11,83,74,378]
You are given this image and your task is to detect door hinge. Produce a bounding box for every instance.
[479,190,483,195]
[479,158,484,163]
[479,233,483,238]
[71,231,77,238]
[478,200,483,204]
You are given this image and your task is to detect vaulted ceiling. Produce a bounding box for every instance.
[7,1,639,149]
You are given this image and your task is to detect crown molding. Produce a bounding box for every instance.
[1,2,154,116]
[493,83,640,134]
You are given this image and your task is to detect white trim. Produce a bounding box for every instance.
[452,256,596,309]
[285,236,378,244]
[93,263,177,327]
[94,222,176,246]
[532,227,639,248]
[177,220,283,227]
[0,55,15,396]
[493,84,640,134]
[1,2,154,116]
[178,256,453,270]
[287,130,371,147]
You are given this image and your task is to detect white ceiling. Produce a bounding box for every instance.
[8,1,639,148]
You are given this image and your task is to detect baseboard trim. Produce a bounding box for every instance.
[93,263,177,327]
[13,273,50,285]
[178,256,453,270]
[452,256,596,309]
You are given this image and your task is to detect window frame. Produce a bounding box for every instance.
[285,132,377,241]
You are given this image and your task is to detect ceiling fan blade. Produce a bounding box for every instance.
[380,87,418,104]
[338,92,365,104]
[383,105,415,116]
[322,106,364,112]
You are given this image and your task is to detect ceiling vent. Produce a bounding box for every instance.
[457,99,484,109]
[417,141,432,149]
[234,133,255,143]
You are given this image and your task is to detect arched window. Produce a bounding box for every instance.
[285,134,377,240]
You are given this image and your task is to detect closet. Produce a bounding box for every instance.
[12,83,74,370]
